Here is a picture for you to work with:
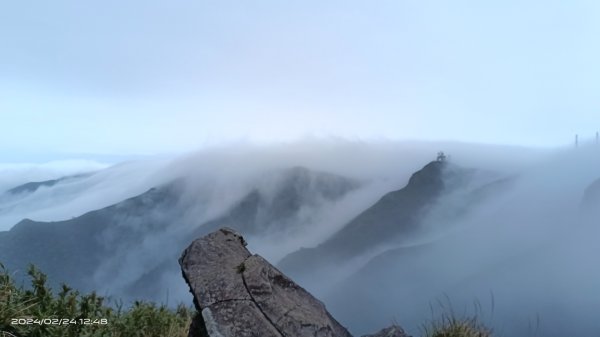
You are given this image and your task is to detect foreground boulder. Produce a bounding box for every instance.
[179,227,354,337]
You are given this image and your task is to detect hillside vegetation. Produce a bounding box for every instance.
[0,263,194,337]
[0,262,493,337]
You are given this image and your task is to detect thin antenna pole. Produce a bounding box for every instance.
[596,131,599,145]
[575,134,579,148]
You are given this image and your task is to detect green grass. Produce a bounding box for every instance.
[420,297,494,337]
[0,263,195,337]
[1,262,497,337]
[421,315,492,337]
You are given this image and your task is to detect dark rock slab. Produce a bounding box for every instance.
[202,300,283,337]
[243,255,352,337]
[179,227,353,337]
[180,227,252,307]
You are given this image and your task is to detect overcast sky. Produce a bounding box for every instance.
[2,0,600,161]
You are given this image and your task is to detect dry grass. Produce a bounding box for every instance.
[421,296,494,337]
[422,315,492,337]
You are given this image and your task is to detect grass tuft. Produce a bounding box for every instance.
[420,295,494,337]
[422,315,492,337]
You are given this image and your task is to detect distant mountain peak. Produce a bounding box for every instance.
[278,160,475,277]
[0,165,359,302]
[4,173,92,196]
[405,160,447,189]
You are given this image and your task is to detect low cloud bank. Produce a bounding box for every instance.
[3,139,576,336]
[316,145,600,337]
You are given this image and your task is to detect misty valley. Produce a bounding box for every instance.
[1,141,599,337]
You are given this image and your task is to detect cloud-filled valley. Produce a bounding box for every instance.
[0,140,598,337]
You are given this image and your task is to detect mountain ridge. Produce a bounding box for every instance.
[278,161,471,275]
[0,166,359,301]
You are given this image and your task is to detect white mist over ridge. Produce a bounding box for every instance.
[85,140,547,296]
[0,159,110,192]
[0,158,171,230]
[0,140,544,232]
[1,139,573,335]
[314,144,600,337]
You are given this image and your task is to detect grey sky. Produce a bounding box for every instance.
[2,0,599,159]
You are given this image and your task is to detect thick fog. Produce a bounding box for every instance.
[5,140,596,336]
[0,159,109,192]
[0,140,542,231]
[0,158,171,230]
[308,144,600,337]
[87,140,544,302]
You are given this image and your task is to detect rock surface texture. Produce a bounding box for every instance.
[179,227,355,337]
